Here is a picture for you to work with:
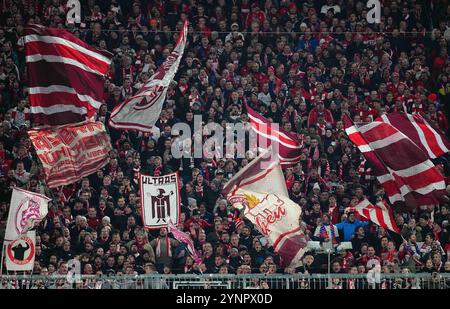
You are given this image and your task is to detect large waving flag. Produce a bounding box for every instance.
[343,114,446,209]
[28,121,112,188]
[377,112,449,159]
[5,187,50,241]
[21,24,112,125]
[246,104,303,167]
[109,21,188,132]
[223,149,307,268]
[354,199,400,234]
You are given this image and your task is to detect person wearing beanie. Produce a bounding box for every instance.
[335,211,368,242]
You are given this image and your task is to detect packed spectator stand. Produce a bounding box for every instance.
[0,0,450,284]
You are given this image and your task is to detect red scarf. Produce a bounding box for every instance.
[178,82,189,95]
[155,236,171,257]
[133,166,140,184]
[195,184,204,197]
[358,159,366,177]
[123,66,135,81]
[109,166,118,180]
[153,165,161,177]
[134,235,147,252]
[307,146,320,161]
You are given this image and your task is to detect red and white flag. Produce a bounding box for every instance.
[246,104,303,167]
[343,114,446,209]
[109,21,188,132]
[377,112,450,159]
[5,188,50,241]
[355,199,400,234]
[167,219,202,265]
[28,121,112,188]
[223,149,307,268]
[21,24,112,125]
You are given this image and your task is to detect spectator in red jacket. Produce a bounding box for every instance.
[245,3,266,29]
[183,209,211,232]
[358,246,382,268]
[307,100,334,128]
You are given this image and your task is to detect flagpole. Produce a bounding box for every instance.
[327,248,331,289]
[0,242,5,277]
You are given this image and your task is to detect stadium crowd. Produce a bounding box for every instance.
[1,0,450,284]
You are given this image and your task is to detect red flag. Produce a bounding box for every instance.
[377,112,450,159]
[28,121,112,188]
[21,24,112,125]
[246,104,303,167]
[343,114,446,209]
[355,199,400,234]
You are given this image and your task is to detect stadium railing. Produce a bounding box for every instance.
[0,273,449,289]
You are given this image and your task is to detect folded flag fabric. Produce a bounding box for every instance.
[354,198,400,234]
[377,112,449,159]
[343,114,446,209]
[246,104,303,167]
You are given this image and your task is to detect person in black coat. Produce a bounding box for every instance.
[239,226,254,250]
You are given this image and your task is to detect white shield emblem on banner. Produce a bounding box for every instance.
[140,172,180,229]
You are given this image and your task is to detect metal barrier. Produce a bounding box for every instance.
[0,273,449,289]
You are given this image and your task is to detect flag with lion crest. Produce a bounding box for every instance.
[223,149,308,268]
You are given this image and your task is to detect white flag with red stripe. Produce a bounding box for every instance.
[223,149,307,268]
[343,114,446,209]
[377,112,449,159]
[355,199,400,234]
[246,104,303,167]
[21,24,112,125]
[109,21,188,132]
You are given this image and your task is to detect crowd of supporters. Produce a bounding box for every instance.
[1,0,450,283]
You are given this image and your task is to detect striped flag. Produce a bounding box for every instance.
[343,114,446,209]
[355,199,400,234]
[246,104,303,167]
[21,24,112,125]
[109,21,188,132]
[377,112,449,159]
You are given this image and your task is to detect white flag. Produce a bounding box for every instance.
[224,150,308,268]
[140,172,181,229]
[5,187,50,241]
[5,230,36,271]
[109,21,188,132]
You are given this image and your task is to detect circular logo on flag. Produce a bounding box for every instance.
[133,85,165,110]
[7,236,35,265]
[15,196,42,236]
